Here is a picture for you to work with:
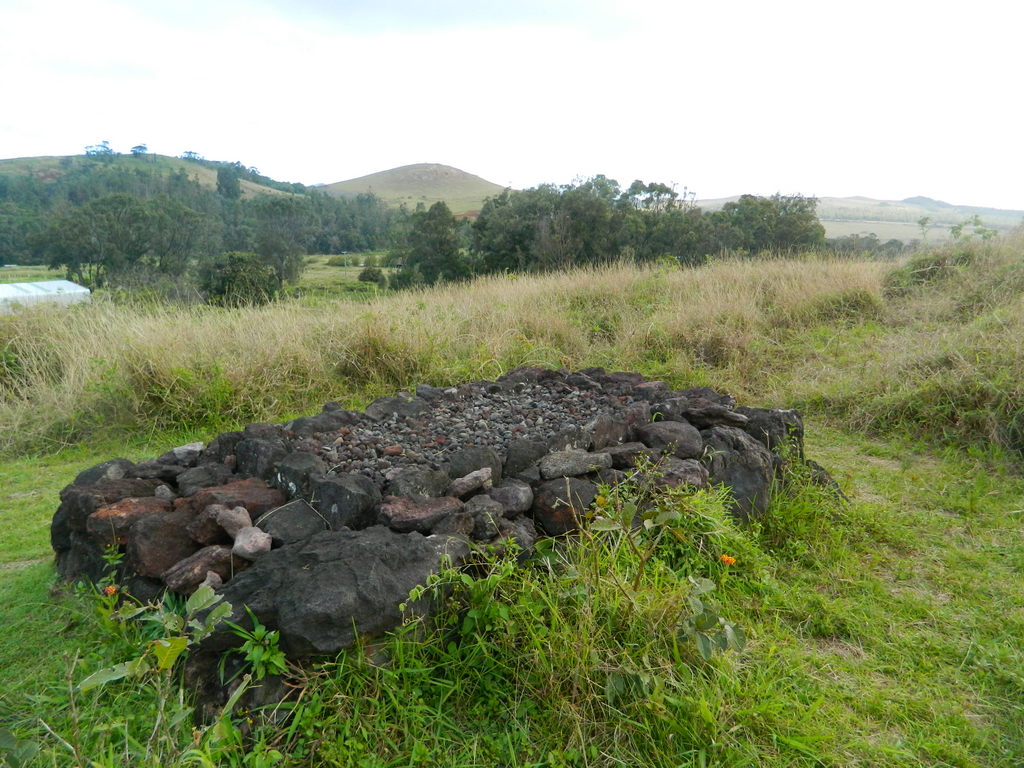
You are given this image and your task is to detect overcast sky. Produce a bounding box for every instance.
[2,0,1021,208]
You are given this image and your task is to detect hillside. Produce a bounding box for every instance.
[321,163,506,216]
[698,193,1024,241]
[0,154,288,199]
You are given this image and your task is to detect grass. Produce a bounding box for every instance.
[0,264,62,284]
[1,235,1023,765]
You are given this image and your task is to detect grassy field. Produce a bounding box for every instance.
[0,264,62,283]
[1,237,1023,765]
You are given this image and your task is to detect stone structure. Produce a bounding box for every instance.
[51,366,815,691]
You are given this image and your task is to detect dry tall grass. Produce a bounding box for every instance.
[3,240,1022,456]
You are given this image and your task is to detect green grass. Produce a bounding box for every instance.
[2,237,1024,765]
[0,265,62,284]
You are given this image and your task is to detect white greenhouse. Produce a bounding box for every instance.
[0,280,91,313]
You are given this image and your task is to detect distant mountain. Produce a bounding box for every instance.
[321,163,506,216]
[697,194,1024,241]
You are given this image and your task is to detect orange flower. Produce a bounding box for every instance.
[103,584,117,596]
[720,555,736,566]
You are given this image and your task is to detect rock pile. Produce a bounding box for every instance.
[51,366,811,664]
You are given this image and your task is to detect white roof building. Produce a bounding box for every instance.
[0,280,91,313]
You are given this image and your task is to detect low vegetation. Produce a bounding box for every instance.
[1,233,1022,766]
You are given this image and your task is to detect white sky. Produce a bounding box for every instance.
[1,0,1021,209]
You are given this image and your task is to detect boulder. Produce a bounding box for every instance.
[598,441,656,469]
[129,461,186,482]
[235,436,289,482]
[447,446,502,485]
[186,504,233,546]
[383,466,450,500]
[364,395,429,422]
[175,478,286,519]
[654,458,709,489]
[635,421,703,459]
[273,452,327,499]
[256,499,329,546]
[378,496,463,534]
[531,477,599,536]
[73,459,135,487]
[503,439,548,478]
[486,479,533,516]
[735,406,805,460]
[651,396,749,429]
[163,545,247,594]
[283,409,359,437]
[586,413,632,450]
[464,495,505,542]
[196,527,471,657]
[176,464,235,498]
[311,473,381,530]
[448,467,492,498]
[126,508,200,580]
[539,450,613,480]
[156,442,205,468]
[85,497,172,547]
[198,431,243,466]
[701,425,775,521]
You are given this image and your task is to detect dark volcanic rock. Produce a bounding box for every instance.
[176,464,235,497]
[464,495,505,541]
[129,461,186,482]
[273,452,327,499]
[384,466,450,500]
[364,395,429,422]
[448,467,493,498]
[655,458,709,489]
[531,477,598,535]
[311,473,381,530]
[156,442,205,468]
[73,459,135,487]
[486,479,533,515]
[256,499,328,546]
[447,446,502,485]
[283,408,359,437]
[635,420,703,459]
[701,425,775,521]
[199,431,243,465]
[735,406,805,460]
[651,396,749,429]
[598,441,656,469]
[235,436,289,481]
[197,527,471,656]
[504,439,549,478]
[539,450,613,480]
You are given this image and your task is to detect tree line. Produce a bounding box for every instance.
[389,177,827,288]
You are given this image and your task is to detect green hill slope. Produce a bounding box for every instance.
[0,154,287,199]
[698,193,1024,241]
[321,163,506,216]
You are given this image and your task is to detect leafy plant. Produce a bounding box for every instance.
[221,606,288,682]
[77,585,231,691]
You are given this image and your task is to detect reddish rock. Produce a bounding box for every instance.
[163,545,249,594]
[175,478,285,518]
[378,496,463,533]
[126,508,200,579]
[383,445,403,457]
[216,506,252,538]
[86,497,172,546]
[186,504,232,545]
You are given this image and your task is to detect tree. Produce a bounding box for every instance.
[393,201,467,286]
[709,194,824,254]
[358,265,387,288]
[252,195,314,286]
[130,144,148,156]
[198,251,278,306]
[39,193,154,286]
[216,167,242,200]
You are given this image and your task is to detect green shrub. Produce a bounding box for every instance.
[198,252,278,306]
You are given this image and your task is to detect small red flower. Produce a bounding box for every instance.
[720,555,736,566]
[103,584,118,596]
